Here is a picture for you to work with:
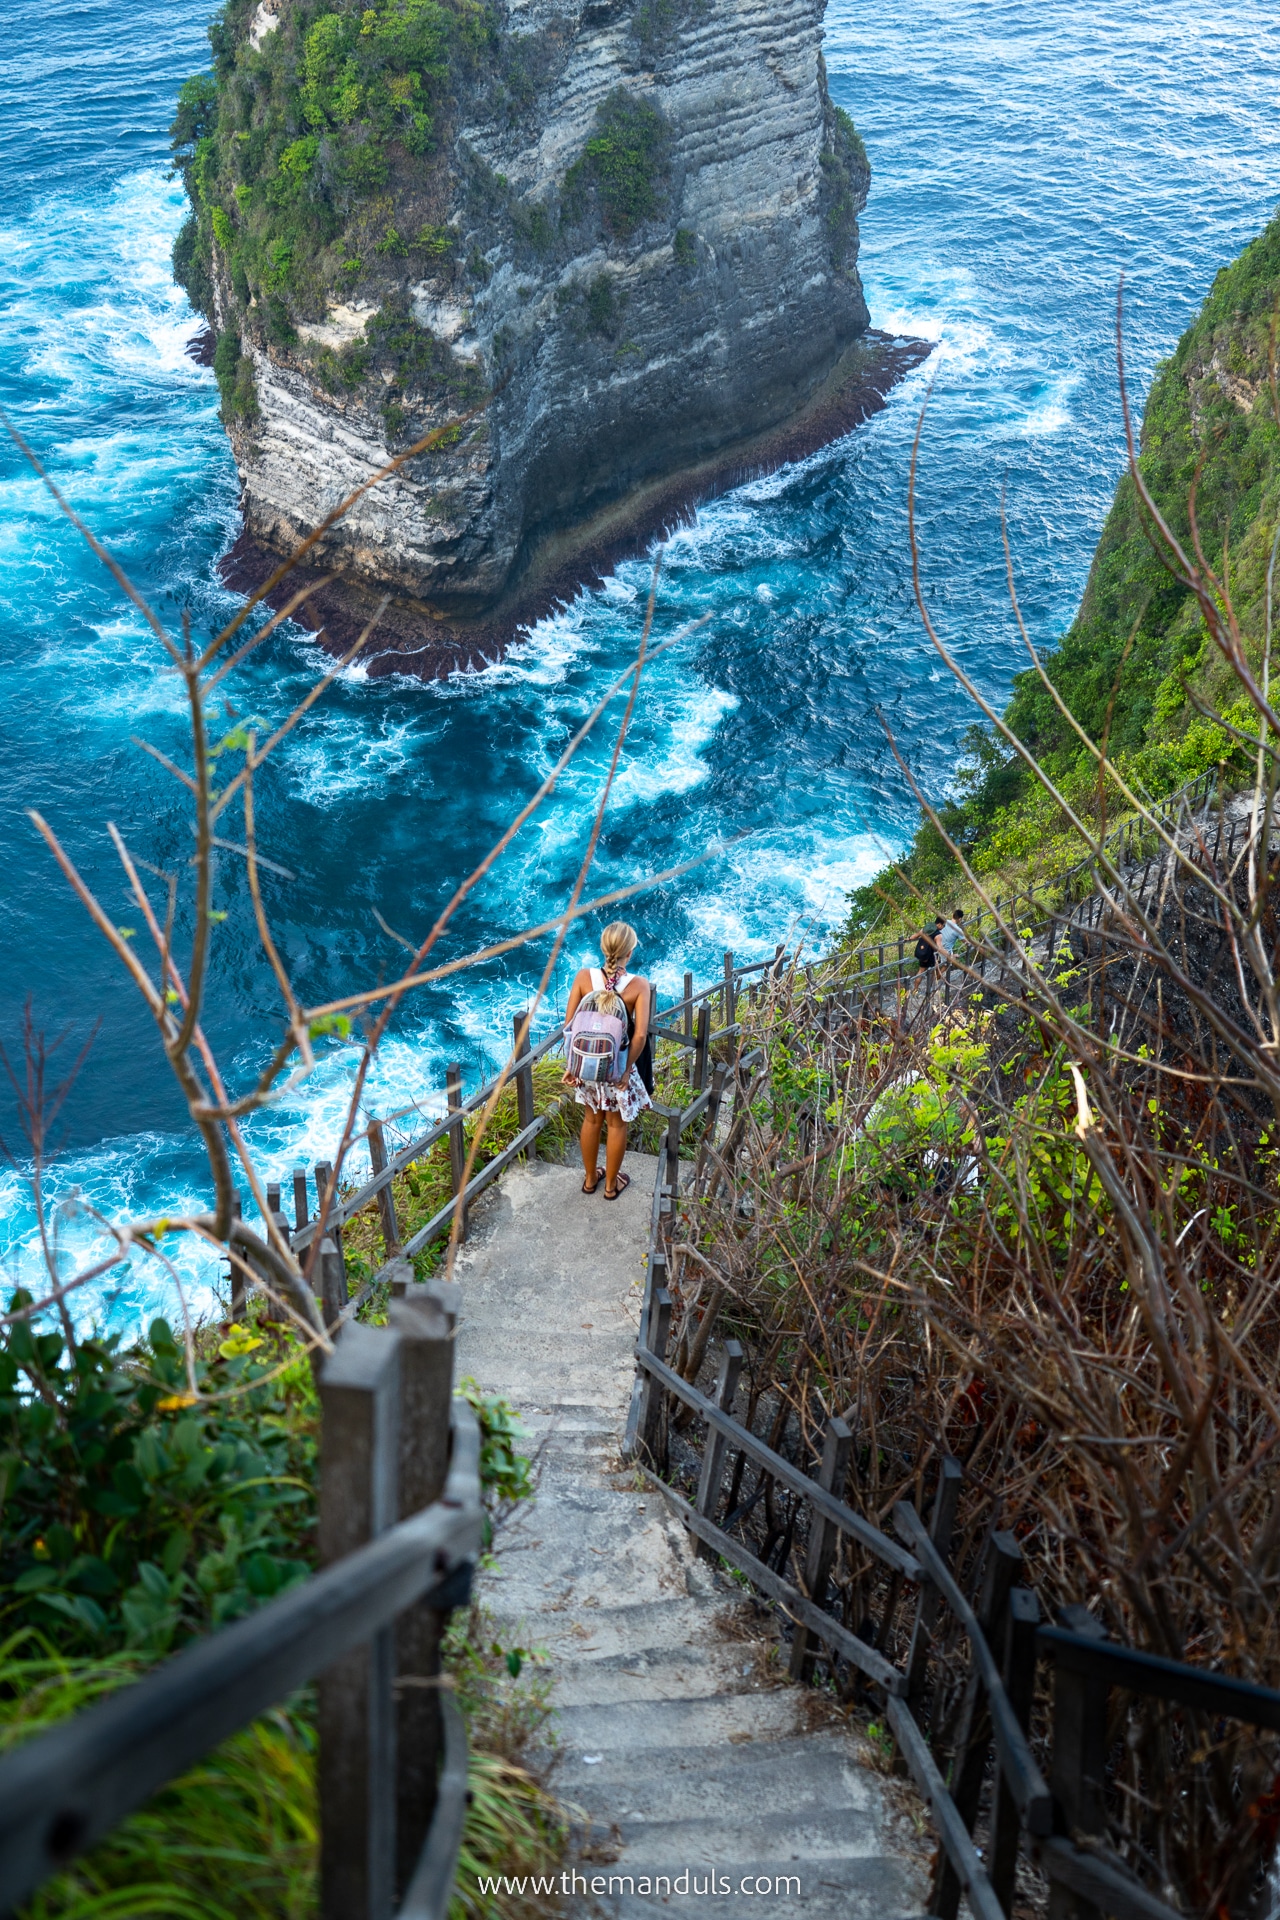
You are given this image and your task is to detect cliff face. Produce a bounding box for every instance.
[174,0,889,661]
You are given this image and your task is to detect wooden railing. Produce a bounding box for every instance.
[623,950,1280,1920]
[834,764,1228,1006]
[0,1283,481,1920]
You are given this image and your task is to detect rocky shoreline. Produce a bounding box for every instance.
[219,327,931,680]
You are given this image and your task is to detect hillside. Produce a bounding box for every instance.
[845,206,1280,938]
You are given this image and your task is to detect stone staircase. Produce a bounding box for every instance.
[453,1150,928,1918]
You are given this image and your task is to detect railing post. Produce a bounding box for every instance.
[512,1010,536,1155]
[903,1454,964,1718]
[623,1249,665,1461]
[387,1288,457,1900]
[683,972,694,1081]
[366,1120,402,1255]
[260,1182,288,1320]
[318,1323,403,1920]
[788,1416,853,1682]
[929,1530,1022,1918]
[639,1287,673,1469]
[1047,1606,1109,1920]
[694,1339,743,1562]
[293,1165,309,1233]
[990,1587,1039,1917]
[723,949,735,1027]
[693,1003,710,1094]
[694,1062,730,1190]
[446,1065,468,1242]
[664,1107,681,1197]
[318,1236,347,1328]
[226,1193,245,1316]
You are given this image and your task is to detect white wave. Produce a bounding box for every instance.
[1016,371,1081,437]
[451,603,596,692]
[284,710,428,804]
[9,168,208,400]
[608,683,739,807]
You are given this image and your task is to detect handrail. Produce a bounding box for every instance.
[634,1347,921,1579]
[637,1469,906,1693]
[1039,1625,1280,1732]
[399,1695,470,1920]
[895,1503,1051,1833]
[0,1478,481,1913]
[293,1025,567,1250]
[833,764,1220,990]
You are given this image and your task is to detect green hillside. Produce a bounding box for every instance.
[845,206,1280,938]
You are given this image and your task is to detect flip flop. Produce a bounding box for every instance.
[603,1172,631,1200]
[582,1174,601,1194]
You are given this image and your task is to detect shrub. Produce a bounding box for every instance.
[0,1306,316,1657]
[564,88,670,240]
[212,328,260,422]
[172,212,213,314]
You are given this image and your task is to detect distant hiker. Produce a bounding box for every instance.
[938,908,966,957]
[914,917,945,971]
[563,920,653,1199]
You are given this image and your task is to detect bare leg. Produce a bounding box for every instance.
[580,1107,603,1189]
[604,1112,629,1194]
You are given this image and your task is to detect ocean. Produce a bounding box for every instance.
[1,0,1277,1325]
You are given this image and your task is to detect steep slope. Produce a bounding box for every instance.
[173,0,916,668]
[844,206,1280,932]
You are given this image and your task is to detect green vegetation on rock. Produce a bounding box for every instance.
[170,0,493,434]
[563,88,671,240]
[844,205,1280,940]
[821,105,868,272]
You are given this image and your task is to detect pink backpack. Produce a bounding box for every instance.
[565,1004,629,1084]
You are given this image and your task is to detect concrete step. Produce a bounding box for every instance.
[450,1152,929,1919]
[538,1639,772,1707]
[552,1687,807,1761]
[552,1729,885,1820]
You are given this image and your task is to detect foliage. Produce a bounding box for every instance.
[169,0,489,338]
[0,1307,316,1657]
[563,88,670,240]
[820,106,868,269]
[212,326,259,422]
[455,1381,535,1520]
[449,1752,567,1920]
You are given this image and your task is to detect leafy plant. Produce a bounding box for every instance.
[563,88,670,240]
[0,1306,316,1656]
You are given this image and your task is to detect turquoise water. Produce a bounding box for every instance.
[1,0,1278,1323]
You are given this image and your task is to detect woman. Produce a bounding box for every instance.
[563,920,653,1199]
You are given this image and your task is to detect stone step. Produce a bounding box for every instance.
[601,1881,925,1920]
[488,1591,760,1660]
[552,1687,806,1761]
[538,1639,772,1707]
[555,1729,883,1820]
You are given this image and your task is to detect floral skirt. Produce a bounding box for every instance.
[574,1066,651,1124]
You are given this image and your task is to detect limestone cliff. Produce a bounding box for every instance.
[174,0,910,666]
